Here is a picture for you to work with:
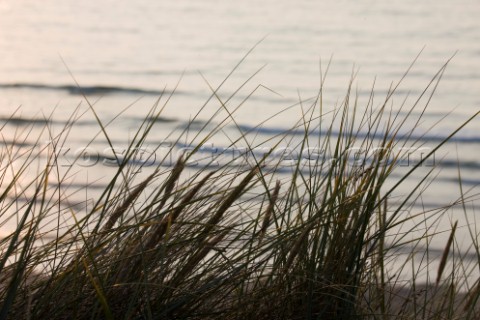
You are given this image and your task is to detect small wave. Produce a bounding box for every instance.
[0,139,33,147]
[0,83,177,96]
[0,116,50,126]
[436,159,480,170]
[234,124,480,144]
[125,116,178,123]
[0,116,99,127]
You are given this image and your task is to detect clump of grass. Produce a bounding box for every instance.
[1,56,479,319]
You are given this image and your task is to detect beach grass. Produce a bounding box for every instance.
[1,57,480,319]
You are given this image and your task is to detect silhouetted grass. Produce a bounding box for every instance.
[1,57,479,319]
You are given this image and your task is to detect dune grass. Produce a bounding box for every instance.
[1,57,480,319]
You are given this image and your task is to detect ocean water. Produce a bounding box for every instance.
[1,0,480,278]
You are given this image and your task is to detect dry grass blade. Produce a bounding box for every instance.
[258,180,281,245]
[157,156,185,211]
[102,172,157,233]
[143,171,215,252]
[464,279,480,311]
[284,221,315,272]
[82,258,113,320]
[114,171,215,283]
[436,220,458,286]
[199,166,259,240]
[167,228,231,291]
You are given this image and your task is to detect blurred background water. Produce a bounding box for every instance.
[0,0,479,264]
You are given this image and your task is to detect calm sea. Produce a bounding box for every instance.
[1,0,480,270]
